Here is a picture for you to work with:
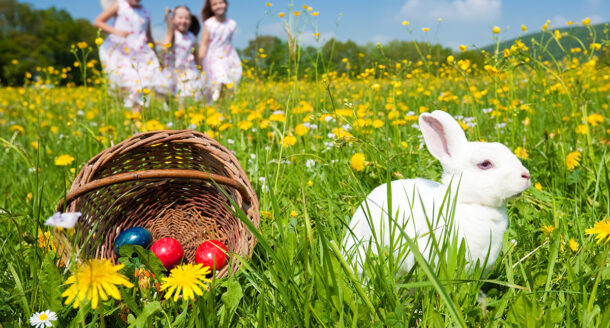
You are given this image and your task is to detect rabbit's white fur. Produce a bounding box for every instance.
[343,110,530,274]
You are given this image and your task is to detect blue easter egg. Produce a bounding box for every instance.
[113,227,152,256]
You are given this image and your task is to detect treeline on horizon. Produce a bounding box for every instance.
[1,0,609,86]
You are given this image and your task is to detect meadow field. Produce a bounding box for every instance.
[1,20,609,327]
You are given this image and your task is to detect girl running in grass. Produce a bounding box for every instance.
[162,6,205,102]
[94,0,168,112]
[198,0,242,103]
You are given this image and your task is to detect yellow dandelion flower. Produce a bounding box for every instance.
[282,135,297,147]
[521,25,527,32]
[582,17,590,26]
[459,44,467,52]
[422,27,430,32]
[77,42,88,49]
[9,124,24,134]
[237,121,252,130]
[590,43,601,51]
[350,153,366,172]
[575,124,588,134]
[568,238,579,251]
[565,151,581,170]
[312,12,319,17]
[290,210,298,218]
[587,113,604,126]
[402,21,409,26]
[514,147,529,159]
[446,55,454,63]
[160,263,212,301]
[143,119,164,132]
[293,11,300,16]
[554,30,562,40]
[534,182,542,191]
[55,154,75,166]
[541,225,555,236]
[261,211,272,220]
[62,259,134,309]
[492,26,500,34]
[95,37,104,46]
[307,180,313,187]
[295,124,309,136]
[265,2,272,7]
[278,12,285,18]
[585,219,610,244]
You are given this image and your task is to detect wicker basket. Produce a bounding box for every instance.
[55,130,259,279]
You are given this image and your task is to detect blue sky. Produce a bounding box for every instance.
[31,0,608,50]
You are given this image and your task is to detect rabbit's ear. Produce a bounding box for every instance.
[419,111,468,165]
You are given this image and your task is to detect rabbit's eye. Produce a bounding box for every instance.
[477,160,493,170]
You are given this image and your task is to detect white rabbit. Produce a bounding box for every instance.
[343,110,531,275]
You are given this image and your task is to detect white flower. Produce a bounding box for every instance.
[227,139,235,145]
[305,159,315,168]
[29,310,57,328]
[44,212,81,229]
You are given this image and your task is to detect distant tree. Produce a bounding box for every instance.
[240,35,290,79]
[0,0,98,85]
[320,38,364,75]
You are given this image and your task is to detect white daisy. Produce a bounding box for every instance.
[44,212,81,229]
[29,310,57,328]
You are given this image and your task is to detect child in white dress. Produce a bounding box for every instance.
[94,0,168,112]
[162,6,205,101]
[198,0,242,102]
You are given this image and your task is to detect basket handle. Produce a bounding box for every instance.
[56,169,251,211]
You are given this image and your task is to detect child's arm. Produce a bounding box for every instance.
[197,25,210,66]
[93,2,129,38]
[145,22,163,67]
[161,8,174,47]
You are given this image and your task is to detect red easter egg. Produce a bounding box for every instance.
[195,240,228,270]
[150,237,184,270]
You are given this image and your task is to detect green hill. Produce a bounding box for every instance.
[481,22,609,61]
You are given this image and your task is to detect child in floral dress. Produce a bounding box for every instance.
[198,0,242,102]
[162,6,205,101]
[95,0,168,112]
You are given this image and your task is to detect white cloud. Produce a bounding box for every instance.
[589,14,604,24]
[401,0,501,23]
[551,15,569,27]
[299,32,334,47]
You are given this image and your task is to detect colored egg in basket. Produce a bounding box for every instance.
[150,237,184,270]
[195,240,228,270]
[113,227,153,256]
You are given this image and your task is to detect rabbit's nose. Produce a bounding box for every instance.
[521,171,530,180]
